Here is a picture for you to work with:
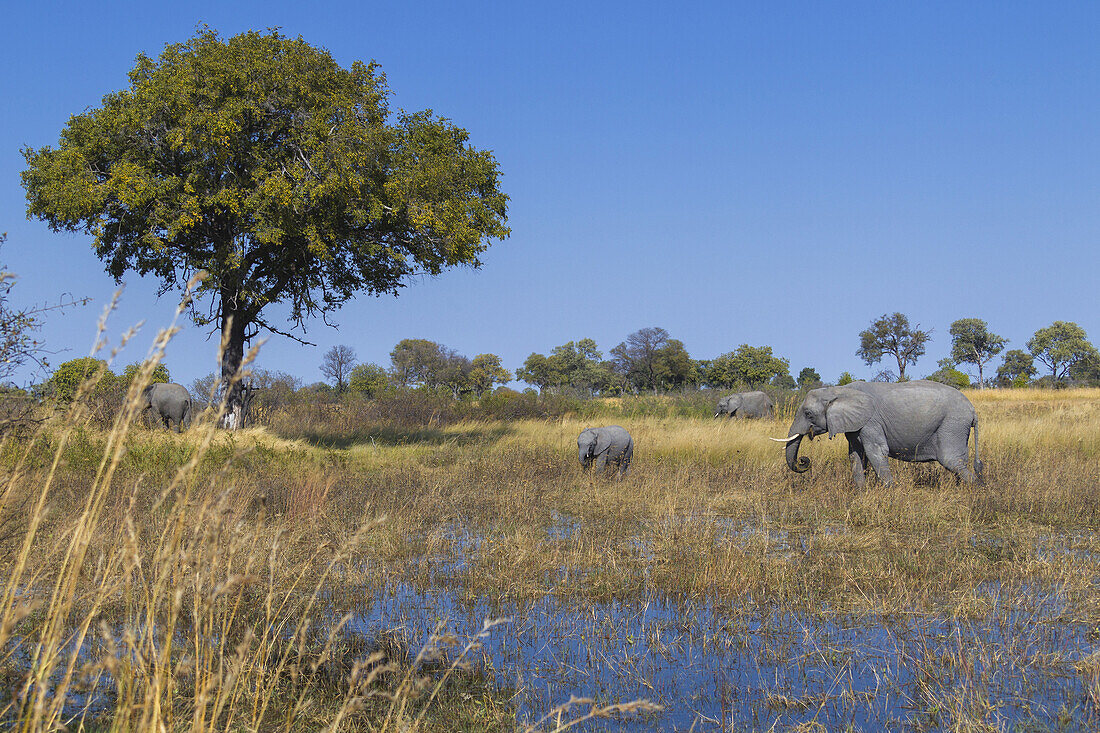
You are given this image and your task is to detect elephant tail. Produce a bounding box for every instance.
[971,415,983,482]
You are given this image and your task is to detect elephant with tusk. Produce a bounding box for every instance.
[776,380,981,487]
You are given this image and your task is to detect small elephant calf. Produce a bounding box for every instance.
[578,425,633,478]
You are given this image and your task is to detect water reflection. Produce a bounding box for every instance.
[351,581,1097,730]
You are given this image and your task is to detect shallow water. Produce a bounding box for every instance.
[349,580,1098,731]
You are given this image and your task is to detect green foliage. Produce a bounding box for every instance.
[1027,321,1099,383]
[610,327,673,393]
[652,339,700,390]
[22,27,509,383]
[926,358,970,389]
[705,345,790,389]
[46,357,116,403]
[514,352,558,392]
[771,373,797,390]
[348,362,392,398]
[1069,352,1100,385]
[996,350,1037,388]
[516,339,620,395]
[857,312,931,381]
[837,371,855,386]
[797,367,821,389]
[120,362,170,387]
[468,354,511,397]
[949,318,1006,388]
[387,339,481,398]
[390,339,447,388]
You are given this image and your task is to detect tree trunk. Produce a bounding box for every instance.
[220,301,250,429]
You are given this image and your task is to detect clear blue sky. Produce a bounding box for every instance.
[2,2,1097,389]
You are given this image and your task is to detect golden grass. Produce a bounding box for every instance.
[1,376,1098,729]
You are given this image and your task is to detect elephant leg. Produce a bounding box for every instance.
[846,436,867,488]
[174,417,183,434]
[936,429,975,484]
[938,450,975,484]
[863,446,892,487]
[855,426,892,486]
[594,453,608,474]
[618,449,632,479]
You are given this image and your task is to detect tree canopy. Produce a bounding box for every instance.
[706,345,790,389]
[796,367,821,389]
[948,318,1006,389]
[610,327,672,393]
[22,27,509,407]
[1027,321,1098,383]
[857,312,931,381]
[515,339,619,395]
[347,362,391,397]
[996,349,1036,387]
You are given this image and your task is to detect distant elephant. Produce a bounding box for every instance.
[141,383,192,433]
[775,380,981,487]
[578,425,634,478]
[714,391,774,419]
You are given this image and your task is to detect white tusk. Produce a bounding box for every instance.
[769,434,801,443]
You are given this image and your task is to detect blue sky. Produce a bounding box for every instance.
[2,2,1097,389]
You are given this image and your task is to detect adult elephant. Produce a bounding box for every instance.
[578,425,634,478]
[141,383,193,433]
[774,380,981,487]
[714,391,774,419]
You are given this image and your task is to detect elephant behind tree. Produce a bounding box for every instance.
[714,391,774,419]
[578,425,633,478]
[776,380,981,487]
[141,383,193,433]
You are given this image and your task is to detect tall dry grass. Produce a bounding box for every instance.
[2,326,1097,730]
[1,292,658,732]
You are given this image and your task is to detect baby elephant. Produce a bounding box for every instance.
[141,382,193,433]
[578,425,634,478]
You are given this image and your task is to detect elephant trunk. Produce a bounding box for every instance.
[578,444,590,469]
[785,415,811,473]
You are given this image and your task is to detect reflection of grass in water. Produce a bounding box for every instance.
[353,582,1096,730]
[1,378,1099,729]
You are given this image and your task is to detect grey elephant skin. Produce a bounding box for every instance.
[714,391,774,419]
[141,383,193,433]
[780,380,981,487]
[578,426,634,478]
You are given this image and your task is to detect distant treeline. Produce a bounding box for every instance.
[281,317,1099,398]
[22,317,1100,419]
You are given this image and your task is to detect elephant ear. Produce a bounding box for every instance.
[594,430,613,455]
[727,394,743,412]
[825,389,875,436]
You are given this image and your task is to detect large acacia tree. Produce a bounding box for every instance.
[22,28,509,405]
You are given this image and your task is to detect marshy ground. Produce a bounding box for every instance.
[2,387,1098,730]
